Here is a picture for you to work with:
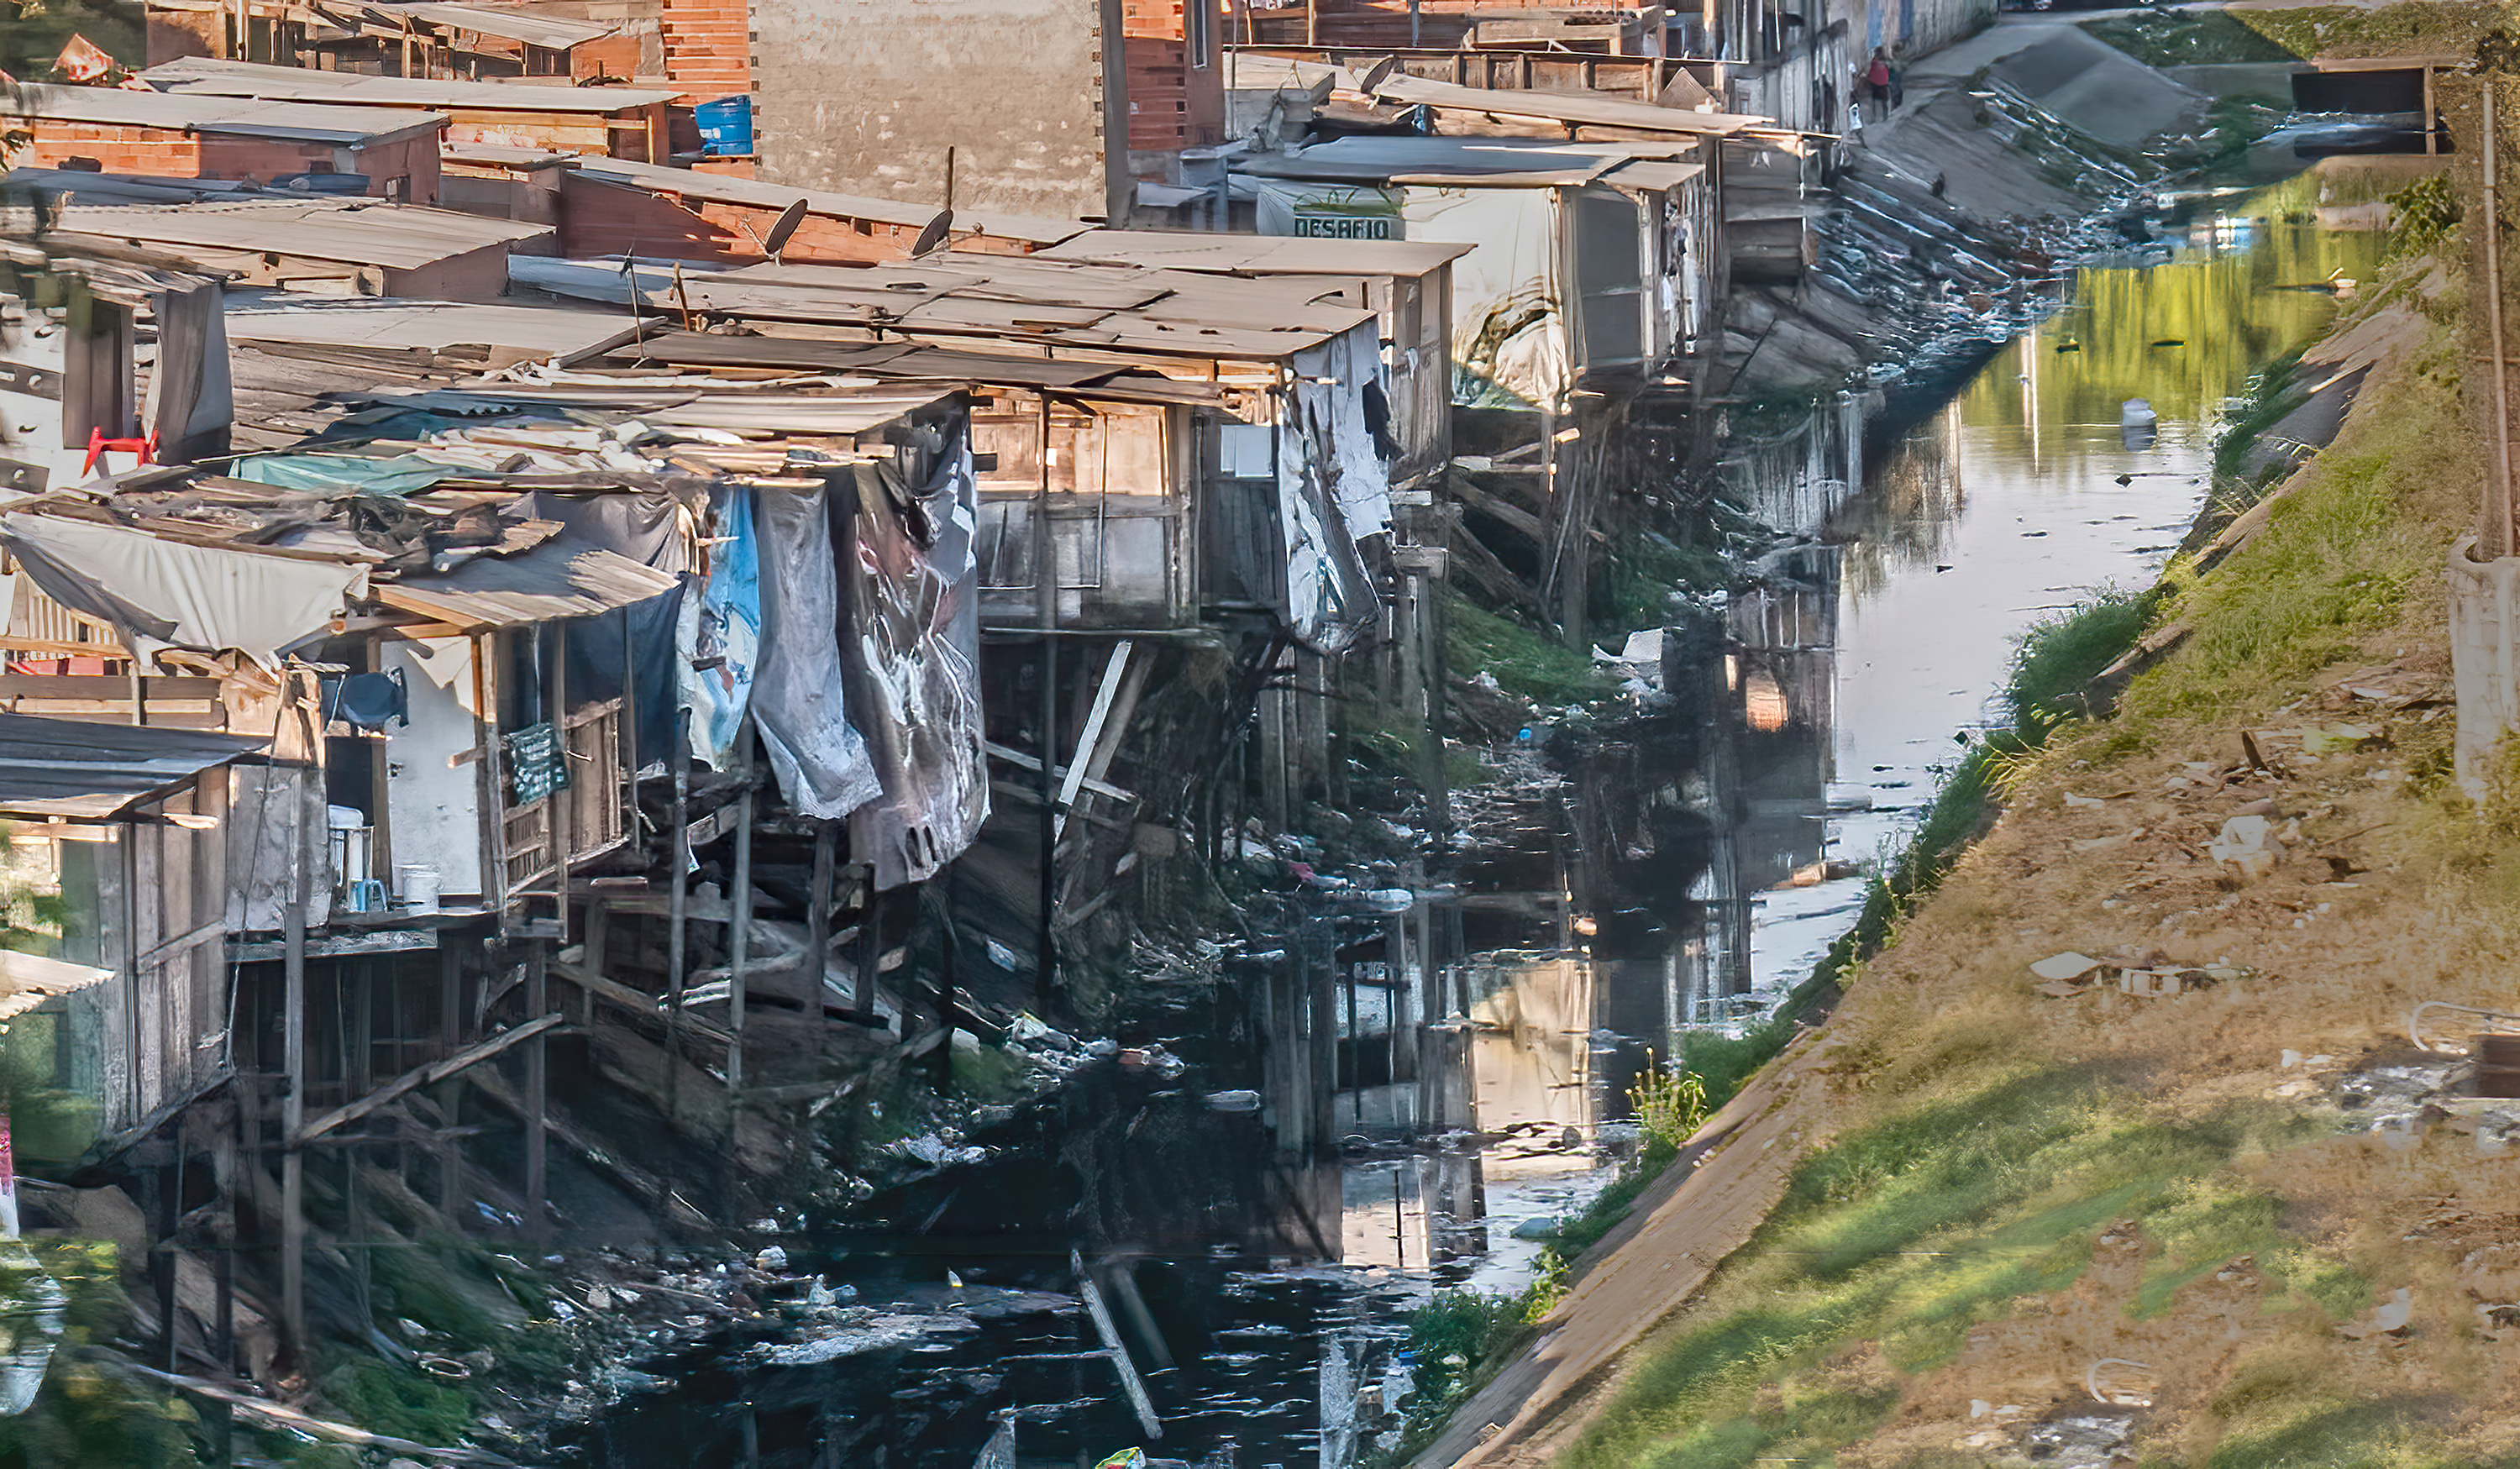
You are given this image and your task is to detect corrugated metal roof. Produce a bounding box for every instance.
[615,333,1229,403]
[375,537,680,629]
[223,291,639,362]
[10,82,446,146]
[686,257,1377,359]
[333,380,955,435]
[1370,73,1767,136]
[1605,160,1708,193]
[1037,228,1471,277]
[1243,136,1620,186]
[364,1,617,50]
[4,167,267,206]
[442,140,575,169]
[50,198,549,270]
[0,950,114,1022]
[564,156,1087,246]
[143,57,677,113]
[0,712,263,820]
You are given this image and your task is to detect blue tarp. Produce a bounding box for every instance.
[226,452,454,496]
[688,485,760,770]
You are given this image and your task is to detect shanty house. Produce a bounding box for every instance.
[3,84,448,202]
[141,57,678,162]
[1035,229,1470,490]
[1241,136,1718,409]
[555,157,1084,265]
[596,255,1396,651]
[37,197,554,298]
[0,715,264,1162]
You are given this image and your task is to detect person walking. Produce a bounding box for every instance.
[1887,47,1904,110]
[1866,48,1893,122]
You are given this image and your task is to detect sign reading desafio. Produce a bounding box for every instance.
[1257,183,1405,241]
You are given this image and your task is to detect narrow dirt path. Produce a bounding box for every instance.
[1409,1031,1840,1468]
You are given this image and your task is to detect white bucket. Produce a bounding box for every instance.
[397,864,443,915]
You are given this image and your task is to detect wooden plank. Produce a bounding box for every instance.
[226,926,443,963]
[549,957,735,1049]
[292,1010,566,1145]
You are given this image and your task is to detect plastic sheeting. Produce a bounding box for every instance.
[0,514,367,671]
[843,424,991,890]
[1291,323,1393,545]
[1260,178,1569,408]
[228,452,456,496]
[144,279,232,466]
[526,491,694,771]
[752,483,882,819]
[688,485,761,770]
[1276,405,1381,653]
[226,763,333,932]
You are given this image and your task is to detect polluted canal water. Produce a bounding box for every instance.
[565,165,2390,1469]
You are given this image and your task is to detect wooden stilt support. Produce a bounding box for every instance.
[435,946,459,1212]
[665,724,690,1120]
[523,946,549,1246]
[280,771,307,1356]
[727,721,754,1093]
[807,821,835,1041]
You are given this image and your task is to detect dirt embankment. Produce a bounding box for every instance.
[1420,252,2513,1467]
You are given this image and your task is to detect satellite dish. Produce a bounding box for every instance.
[760,197,810,262]
[1358,55,1401,97]
[911,208,954,256]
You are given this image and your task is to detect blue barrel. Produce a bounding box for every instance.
[695,95,753,157]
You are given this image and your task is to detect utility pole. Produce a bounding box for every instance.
[2488,83,2517,557]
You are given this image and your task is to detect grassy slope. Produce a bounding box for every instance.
[1562,251,2515,1466]
[2082,3,2494,68]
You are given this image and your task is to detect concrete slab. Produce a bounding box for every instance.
[1986,27,2208,147]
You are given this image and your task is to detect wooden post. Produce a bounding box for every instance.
[524,945,547,1245]
[2423,64,2437,156]
[665,722,690,1116]
[553,619,571,938]
[852,867,881,1021]
[1034,396,1059,1010]
[727,730,754,1092]
[436,946,460,1210]
[157,1121,181,1372]
[210,1120,235,1465]
[2489,84,2516,559]
[807,821,835,1035]
[280,771,307,1356]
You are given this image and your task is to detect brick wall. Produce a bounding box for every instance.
[659,0,748,106]
[1121,0,1222,156]
[15,125,443,202]
[556,174,1042,262]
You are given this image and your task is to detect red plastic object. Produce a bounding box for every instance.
[81,427,157,476]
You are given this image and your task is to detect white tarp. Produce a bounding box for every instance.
[1275,405,1379,654]
[1291,323,1393,546]
[0,515,366,671]
[844,433,991,890]
[227,764,334,931]
[1260,181,1568,410]
[751,484,883,820]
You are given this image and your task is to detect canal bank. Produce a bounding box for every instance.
[1405,156,2470,1469]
